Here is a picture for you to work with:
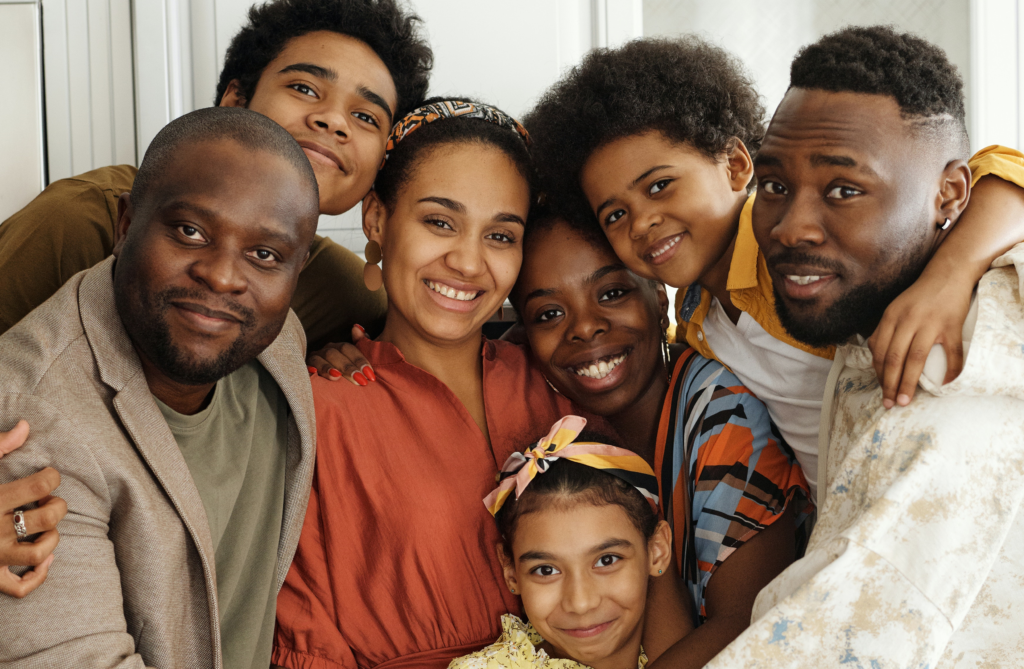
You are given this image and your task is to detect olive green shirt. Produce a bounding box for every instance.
[0,165,386,349]
[155,360,289,669]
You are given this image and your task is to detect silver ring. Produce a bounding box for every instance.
[12,509,28,540]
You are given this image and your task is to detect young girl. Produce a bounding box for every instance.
[450,415,673,669]
[522,36,1024,501]
[511,213,808,667]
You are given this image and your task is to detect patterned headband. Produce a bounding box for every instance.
[380,99,531,168]
[483,415,659,517]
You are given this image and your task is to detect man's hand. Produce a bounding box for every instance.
[306,324,376,386]
[0,421,66,598]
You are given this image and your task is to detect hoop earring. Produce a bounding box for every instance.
[661,330,671,380]
[363,240,383,292]
[938,218,951,230]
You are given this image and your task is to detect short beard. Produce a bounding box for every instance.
[116,283,278,386]
[772,253,929,348]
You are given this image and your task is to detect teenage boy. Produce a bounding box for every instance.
[706,26,1024,667]
[0,0,432,352]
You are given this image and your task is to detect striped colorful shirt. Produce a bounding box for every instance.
[655,348,811,621]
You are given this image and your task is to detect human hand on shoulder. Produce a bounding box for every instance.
[0,420,66,598]
[868,267,972,409]
[306,324,376,386]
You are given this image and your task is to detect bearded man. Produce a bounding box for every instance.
[0,106,320,668]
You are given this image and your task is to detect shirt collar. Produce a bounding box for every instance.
[726,194,760,292]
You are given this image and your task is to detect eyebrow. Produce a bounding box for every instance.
[419,196,465,213]
[517,538,634,563]
[253,225,299,247]
[810,153,880,177]
[279,62,337,82]
[522,263,626,307]
[161,200,219,221]
[586,263,628,285]
[594,164,672,218]
[358,85,394,124]
[755,152,880,178]
[810,153,856,168]
[419,196,526,227]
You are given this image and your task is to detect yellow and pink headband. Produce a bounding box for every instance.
[483,415,659,517]
[381,99,530,169]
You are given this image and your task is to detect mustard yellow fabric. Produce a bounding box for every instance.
[447,615,647,669]
[675,145,1024,366]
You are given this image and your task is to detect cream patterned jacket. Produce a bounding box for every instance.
[705,243,1024,667]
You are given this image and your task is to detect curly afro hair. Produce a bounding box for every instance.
[215,0,432,119]
[790,25,969,157]
[524,36,765,223]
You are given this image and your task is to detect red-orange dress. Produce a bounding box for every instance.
[272,338,575,669]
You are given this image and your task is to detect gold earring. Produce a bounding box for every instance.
[363,240,383,292]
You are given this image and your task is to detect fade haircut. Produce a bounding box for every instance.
[524,36,766,225]
[790,25,970,159]
[132,107,319,223]
[494,434,660,560]
[215,0,433,118]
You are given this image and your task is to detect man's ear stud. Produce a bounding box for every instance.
[658,569,663,574]
[939,217,951,230]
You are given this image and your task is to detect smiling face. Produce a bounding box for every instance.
[504,502,660,668]
[516,220,667,417]
[752,88,951,346]
[113,138,315,386]
[221,31,398,216]
[579,131,752,289]
[368,141,530,346]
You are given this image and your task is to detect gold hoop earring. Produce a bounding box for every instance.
[364,240,383,292]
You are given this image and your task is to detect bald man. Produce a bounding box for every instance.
[0,107,319,669]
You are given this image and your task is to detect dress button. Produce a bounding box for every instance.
[697,331,704,342]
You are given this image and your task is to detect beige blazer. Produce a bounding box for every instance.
[0,257,317,668]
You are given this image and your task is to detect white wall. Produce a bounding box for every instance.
[0,1,45,221]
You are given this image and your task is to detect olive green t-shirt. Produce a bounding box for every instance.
[155,360,289,669]
[0,164,387,348]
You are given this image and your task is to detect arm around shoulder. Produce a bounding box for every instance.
[0,397,150,667]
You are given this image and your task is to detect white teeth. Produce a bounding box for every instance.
[787,275,822,286]
[650,235,680,258]
[573,353,627,379]
[427,280,479,302]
